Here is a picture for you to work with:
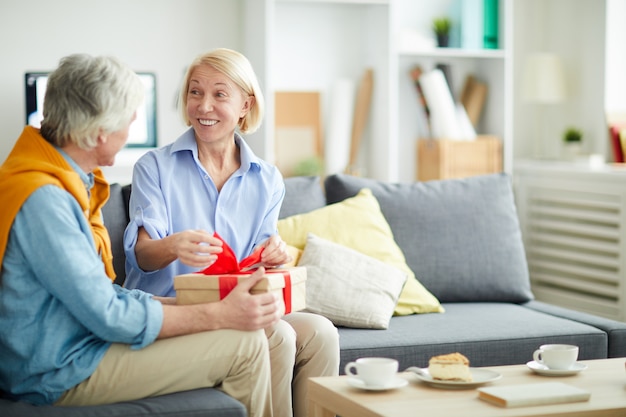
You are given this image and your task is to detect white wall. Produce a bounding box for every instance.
[512,0,608,161]
[606,0,626,113]
[0,0,242,181]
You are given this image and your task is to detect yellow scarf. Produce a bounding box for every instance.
[0,126,116,281]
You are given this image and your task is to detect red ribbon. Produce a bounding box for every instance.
[216,272,292,313]
[201,233,292,313]
[218,276,239,300]
[277,271,292,314]
[200,232,263,275]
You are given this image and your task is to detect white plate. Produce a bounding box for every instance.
[405,367,502,389]
[346,377,409,391]
[526,361,588,376]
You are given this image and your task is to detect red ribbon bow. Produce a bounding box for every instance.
[198,233,292,313]
[199,232,263,275]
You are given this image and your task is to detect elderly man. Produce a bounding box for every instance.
[0,53,278,417]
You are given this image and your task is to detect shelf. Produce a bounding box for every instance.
[276,0,389,4]
[399,47,506,59]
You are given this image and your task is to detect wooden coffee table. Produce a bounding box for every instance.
[308,357,626,417]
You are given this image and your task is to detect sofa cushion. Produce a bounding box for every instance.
[0,388,246,417]
[277,188,443,315]
[523,300,626,359]
[299,233,407,329]
[337,303,608,372]
[324,173,534,303]
[279,176,326,219]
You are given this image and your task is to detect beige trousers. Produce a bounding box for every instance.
[267,312,340,417]
[55,329,273,417]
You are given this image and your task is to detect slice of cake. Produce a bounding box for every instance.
[428,352,473,382]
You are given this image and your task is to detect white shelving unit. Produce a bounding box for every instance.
[395,0,512,182]
[243,0,513,183]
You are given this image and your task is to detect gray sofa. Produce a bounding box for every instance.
[2,172,625,416]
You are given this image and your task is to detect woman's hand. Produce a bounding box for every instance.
[256,234,292,268]
[170,229,223,268]
[134,228,223,271]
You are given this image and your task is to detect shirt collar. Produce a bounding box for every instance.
[55,147,95,190]
[171,127,261,174]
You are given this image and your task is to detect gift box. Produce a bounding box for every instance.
[174,266,307,314]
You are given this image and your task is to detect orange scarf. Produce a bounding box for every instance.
[0,126,116,281]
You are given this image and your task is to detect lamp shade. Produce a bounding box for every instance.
[522,53,567,103]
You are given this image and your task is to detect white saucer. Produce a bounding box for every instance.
[405,367,502,389]
[346,377,408,391]
[526,361,588,376]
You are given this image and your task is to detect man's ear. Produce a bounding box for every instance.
[96,130,107,145]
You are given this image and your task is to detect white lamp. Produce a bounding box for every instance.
[522,52,567,158]
[523,53,567,103]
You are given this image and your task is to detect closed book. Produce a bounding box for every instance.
[483,0,499,49]
[461,0,483,49]
[435,63,455,99]
[610,125,624,163]
[478,382,590,408]
[419,69,463,140]
[620,127,626,161]
[409,66,432,138]
[460,75,488,128]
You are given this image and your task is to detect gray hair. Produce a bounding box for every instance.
[40,54,145,149]
[179,48,264,134]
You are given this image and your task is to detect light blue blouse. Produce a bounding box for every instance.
[123,128,285,296]
[0,153,162,405]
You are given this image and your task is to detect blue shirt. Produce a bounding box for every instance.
[0,151,162,405]
[123,128,285,296]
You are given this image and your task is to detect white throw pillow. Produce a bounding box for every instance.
[298,233,408,329]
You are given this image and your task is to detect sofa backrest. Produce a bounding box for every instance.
[102,174,532,305]
[102,177,322,287]
[101,184,131,286]
[323,173,534,304]
[279,176,326,219]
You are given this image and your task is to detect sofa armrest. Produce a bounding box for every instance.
[523,300,626,358]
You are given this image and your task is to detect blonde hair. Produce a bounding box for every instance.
[40,54,144,149]
[179,48,264,134]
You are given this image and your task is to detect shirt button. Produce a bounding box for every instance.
[204,174,209,180]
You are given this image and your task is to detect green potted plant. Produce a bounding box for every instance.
[562,127,583,159]
[563,127,582,144]
[432,17,451,47]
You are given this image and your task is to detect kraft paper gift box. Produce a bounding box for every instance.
[174,267,307,314]
[174,232,306,313]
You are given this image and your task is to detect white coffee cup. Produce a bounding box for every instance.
[344,357,398,387]
[533,344,579,370]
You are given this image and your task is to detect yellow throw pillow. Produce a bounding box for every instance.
[283,245,303,268]
[278,188,444,315]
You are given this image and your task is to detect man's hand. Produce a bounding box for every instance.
[158,267,282,339]
[217,267,282,330]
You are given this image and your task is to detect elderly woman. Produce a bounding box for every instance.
[0,54,275,417]
[124,48,339,417]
